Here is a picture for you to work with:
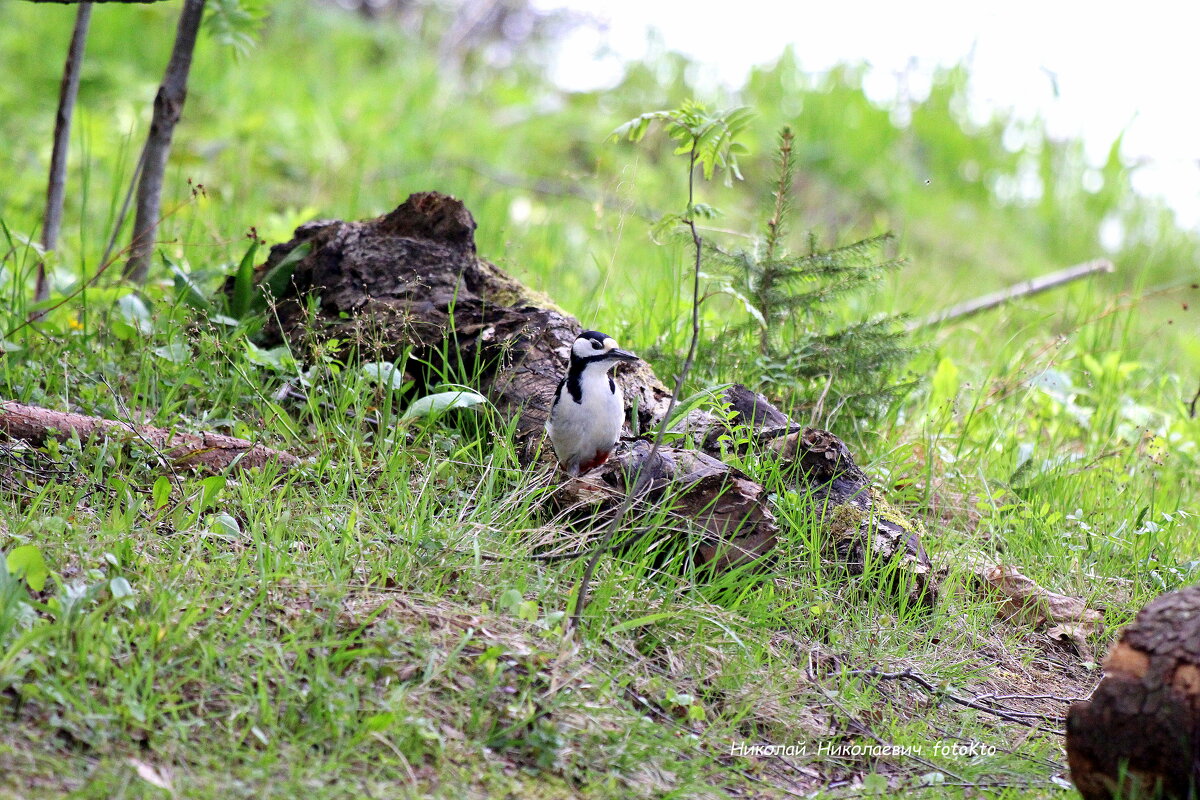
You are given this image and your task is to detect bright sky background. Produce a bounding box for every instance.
[534,0,1200,230]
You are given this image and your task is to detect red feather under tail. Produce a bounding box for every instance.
[577,449,611,474]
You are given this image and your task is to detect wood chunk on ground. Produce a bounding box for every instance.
[1066,584,1200,800]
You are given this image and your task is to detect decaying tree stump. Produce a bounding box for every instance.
[1067,585,1200,800]
[249,191,936,605]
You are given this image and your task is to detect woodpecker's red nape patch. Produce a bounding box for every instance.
[578,450,611,474]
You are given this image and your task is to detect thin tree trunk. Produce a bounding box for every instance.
[36,1,93,305]
[124,0,206,283]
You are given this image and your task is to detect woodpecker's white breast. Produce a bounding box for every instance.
[547,363,624,476]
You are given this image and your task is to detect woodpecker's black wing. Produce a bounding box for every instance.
[553,376,569,404]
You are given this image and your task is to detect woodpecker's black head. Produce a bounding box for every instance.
[570,331,638,367]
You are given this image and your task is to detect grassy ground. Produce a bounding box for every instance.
[2,2,1198,798]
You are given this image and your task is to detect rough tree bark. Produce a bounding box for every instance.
[36,1,93,306]
[1067,584,1200,800]
[0,401,298,475]
[248,192,936,605]
[124,0,206,283]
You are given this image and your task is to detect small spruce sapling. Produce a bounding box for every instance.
[709,126,917,424]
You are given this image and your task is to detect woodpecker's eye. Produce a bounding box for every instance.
[592,341,602,350]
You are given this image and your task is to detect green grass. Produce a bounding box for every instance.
[2,2,1199,797]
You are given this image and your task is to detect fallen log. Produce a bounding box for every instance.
[250,191,936,605]
[1066,584,1200,800]
[0,400,298,475]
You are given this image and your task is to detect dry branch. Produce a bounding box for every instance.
[912,259,1115,330]
[247,192,937,605]
[1067,584,1200,800]
[0,400,298,475]
[967,554,1103,656]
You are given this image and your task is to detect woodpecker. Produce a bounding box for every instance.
[546,330,638,477]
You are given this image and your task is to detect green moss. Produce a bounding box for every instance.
[829,502,867,540]
[476,259,564,313]
[869,487,925,536]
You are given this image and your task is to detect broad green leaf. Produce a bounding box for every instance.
[605,612,673,636]
[401,390,486,420]
[6,545,49,591]
[167,255,212,311]
[211,513,241,536]
[152,476,172,509]
[153,340,191,364]
[862,773,889,794]
[109,576,135,601]
[361,361,409,391]
[230,240,260,319]
[243,340,295,371]
[198,475,226,512]
[117,294,154,335]
[9,230,46,257]
[258,241,311,303]
[661,385,731,433]
[108,475,131,498]
[517,600,539,622]
[498,588,523,615]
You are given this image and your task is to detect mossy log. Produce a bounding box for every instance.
[250,191,935,606]
[1067,584,1200,800]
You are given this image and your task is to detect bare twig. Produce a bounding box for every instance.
[1189,380,1199,419]
[808,373,833,428]
[847,668,1066,733]
[97,374,185,496]
[125,0,206,283]
[973,691,1086,704]
[815,674,971,784]
[911,258,1114,330]
[35,1,93,308]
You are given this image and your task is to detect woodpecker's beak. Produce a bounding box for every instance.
[608,348,638,362]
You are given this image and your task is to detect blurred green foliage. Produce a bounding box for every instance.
[0,0,1195,403]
